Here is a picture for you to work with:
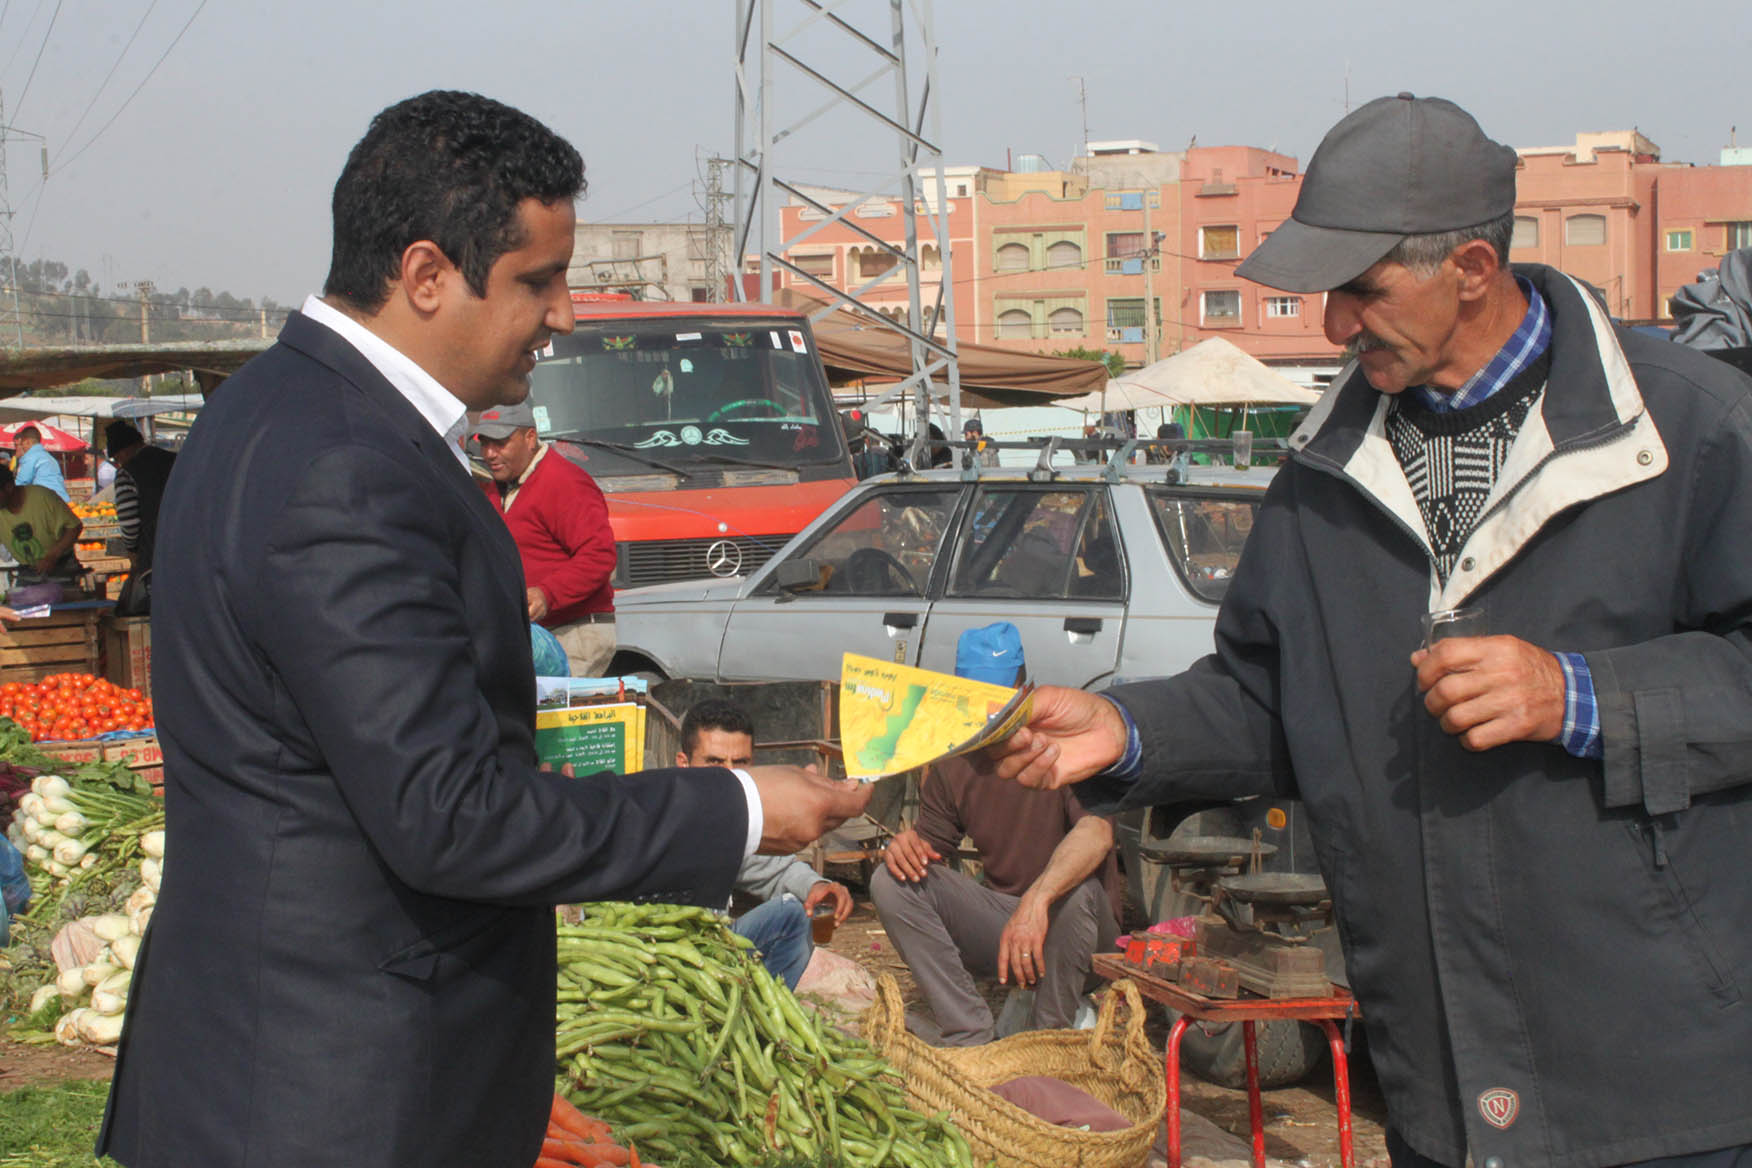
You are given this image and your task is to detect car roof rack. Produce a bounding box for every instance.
[886,435,1284,484]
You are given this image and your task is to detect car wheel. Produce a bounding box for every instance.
[1172,1013,1327,1089]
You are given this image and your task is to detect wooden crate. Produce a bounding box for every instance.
[0,608,102,685]
[102,615,152,692]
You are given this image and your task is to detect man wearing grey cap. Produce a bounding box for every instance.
[989,94,1752,1167]
[475,398,618,676]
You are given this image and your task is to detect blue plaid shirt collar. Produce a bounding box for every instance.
[1410,276,1550,412]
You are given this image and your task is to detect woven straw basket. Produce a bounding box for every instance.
[863,973,1165,1168]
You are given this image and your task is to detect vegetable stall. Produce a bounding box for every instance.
[2,701,1154,1168]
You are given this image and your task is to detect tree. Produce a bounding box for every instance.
[1053,345,1127,380]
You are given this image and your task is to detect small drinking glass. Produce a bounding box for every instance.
[810,904,837,945]
[1230,429,1253,468]
[1420,605,1486,650]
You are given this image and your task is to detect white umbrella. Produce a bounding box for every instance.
[1061,336,1321,412]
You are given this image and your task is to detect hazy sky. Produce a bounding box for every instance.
[6,0,1748,307]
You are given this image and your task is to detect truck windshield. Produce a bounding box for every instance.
[526,318,846,478]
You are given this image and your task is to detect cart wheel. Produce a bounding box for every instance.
[1170,1012,1327,1089]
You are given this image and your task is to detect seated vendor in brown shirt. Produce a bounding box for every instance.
[870,622,1120,1045]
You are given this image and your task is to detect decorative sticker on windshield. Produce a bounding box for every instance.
[769,331,783,349]
[604,335,636,350]
[634,429,752,448]
[789,329,808,354]
[676,332,702,342]
[537,340,554,359]
[724,332,753,347]
[681,426,703,445]
[651,369,674,399]
[532,405,552,433]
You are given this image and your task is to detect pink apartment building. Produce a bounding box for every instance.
[766,131,1752,374]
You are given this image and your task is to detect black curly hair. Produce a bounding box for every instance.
[679,699,755,758]
[322,90,585,313]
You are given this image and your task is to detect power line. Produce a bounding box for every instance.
[58,0,159,153]
[8,0,59,121]
[49,0,206,177]
[582,178,698,226]
[0,0,45,87]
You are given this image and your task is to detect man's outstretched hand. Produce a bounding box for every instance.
[983,686,1129,789]
[747,766,871,854]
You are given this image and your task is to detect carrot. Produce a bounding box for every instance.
[534,1158,573,1168]
[542,1135,614,1162]
[546,1134,637,1167]
[549,1093,614,1144]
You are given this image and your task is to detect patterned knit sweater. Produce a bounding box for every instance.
[1385,349,1552,582]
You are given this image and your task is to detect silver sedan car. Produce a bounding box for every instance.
[607,459,1271,689]
[611,456,1340,1088]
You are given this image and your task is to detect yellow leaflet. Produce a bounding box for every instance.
[839,653,1034,780]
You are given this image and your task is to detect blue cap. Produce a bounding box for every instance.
[955,621,1025,686]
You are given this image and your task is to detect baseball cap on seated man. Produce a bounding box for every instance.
[1234,93,1519,293]
[955,620,1026,686]
[473,401,537,440]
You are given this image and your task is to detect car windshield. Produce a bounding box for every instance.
[526,319,846,477]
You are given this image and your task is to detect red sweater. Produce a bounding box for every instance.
[483,447,616,626]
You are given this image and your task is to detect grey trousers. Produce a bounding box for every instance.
[869,863,1119,1046]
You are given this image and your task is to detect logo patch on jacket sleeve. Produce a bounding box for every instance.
[1478,1088,1519,1129]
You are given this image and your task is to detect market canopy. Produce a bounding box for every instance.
[0,339,268,395]
[1059,336,1321,412]
[773,289,1108,407]
[0,394,205,425]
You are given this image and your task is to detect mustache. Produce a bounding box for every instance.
[1343,333,1390,362]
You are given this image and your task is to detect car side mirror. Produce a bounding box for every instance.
[774,558,826,593]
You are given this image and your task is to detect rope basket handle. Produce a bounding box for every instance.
[866,971,908,1047]
[1088,979,1148,1071]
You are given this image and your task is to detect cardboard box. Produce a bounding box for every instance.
[37,734,162,793]
[102,737,163,768]
[35,741,104,764]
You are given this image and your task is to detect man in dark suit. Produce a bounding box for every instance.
[98,91,868,1168]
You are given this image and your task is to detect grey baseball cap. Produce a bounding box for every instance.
[473,400,537,440]
[1235,93,1519,293]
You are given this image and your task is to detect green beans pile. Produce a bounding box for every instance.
[555,902,977,1168]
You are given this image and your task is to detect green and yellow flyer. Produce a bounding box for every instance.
[839,653,1034,780]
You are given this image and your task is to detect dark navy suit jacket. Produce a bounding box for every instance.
[99,313,746,1168]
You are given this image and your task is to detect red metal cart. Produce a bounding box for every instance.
[1092,952,1359,1168]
